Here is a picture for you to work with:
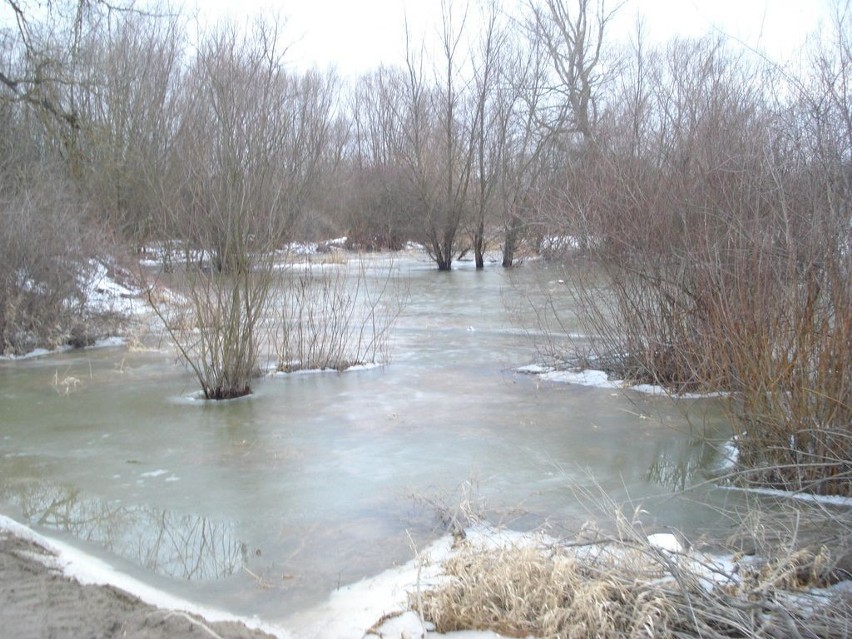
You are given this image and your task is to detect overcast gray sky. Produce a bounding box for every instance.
[0,0,831,75]
[188,0,830,76]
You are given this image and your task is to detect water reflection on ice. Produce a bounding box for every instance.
[0,481,245,580]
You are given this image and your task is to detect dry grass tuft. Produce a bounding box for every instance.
[418,536,687,639]
[411,478,486,538]
[415,519,852,639]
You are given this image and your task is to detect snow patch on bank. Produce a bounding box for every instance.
[0,346,68,361]
[541,368,618,388]
[0,260,145,361]
[285,535,450,639]
[0,514,290,638]
[521,365,728,399]
[287,527,533,639]
[84,260,141,316]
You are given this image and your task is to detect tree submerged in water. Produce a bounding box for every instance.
[148,261,273,401]
[145,20,336,400]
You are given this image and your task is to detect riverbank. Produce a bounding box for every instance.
[3,507,851,639]
[0,516,284,639]
[0,513,501,639]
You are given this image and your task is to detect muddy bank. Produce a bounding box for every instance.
[0,528,278,639]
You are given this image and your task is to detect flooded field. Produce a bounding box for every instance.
[0,254,739,625]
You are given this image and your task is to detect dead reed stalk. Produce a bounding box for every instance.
[275,258,404,372]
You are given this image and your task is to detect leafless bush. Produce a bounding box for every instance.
[147,262,275,400]
[0,173,91,354]
[275,258,404,372]
[541,30,851,496]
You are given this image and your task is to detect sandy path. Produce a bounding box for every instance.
[0,529,278,639]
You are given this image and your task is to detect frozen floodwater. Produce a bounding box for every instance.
[0,255,738,624]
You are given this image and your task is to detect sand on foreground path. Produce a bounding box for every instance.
[0,528,279,639]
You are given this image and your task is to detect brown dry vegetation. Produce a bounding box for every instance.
[544,23,851,496]
[418,513,852,639]
[0,170,111,355]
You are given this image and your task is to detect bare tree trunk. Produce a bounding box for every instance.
[502,212,523,267]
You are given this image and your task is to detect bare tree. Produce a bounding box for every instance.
[528,0,624,145]
[0,0,88,157]
[78,5,184,242]
[467,1,503,269]
[494,16,552,267]
[0,1,148,176]
[346,67,415,250]
[396,0,479,271]
[147,18,337,399]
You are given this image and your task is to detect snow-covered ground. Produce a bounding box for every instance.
[84,259,141,316]
[0,260,146,361]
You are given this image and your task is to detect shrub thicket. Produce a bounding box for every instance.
[0,174,92,355]
[548,34,851,496]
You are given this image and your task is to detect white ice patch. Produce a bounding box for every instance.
[84,260,140,316]
[139,469,169,479]
[629,385,730,399]
[516,364,552,374]
[720,438,740,470]
[0,347,62,361]
[722,485,852,508]
[344,363,384,372]
[540,368,620,388]
[526,366,730,399]
[282,241,319,256]
[94,336,126,348]
[272,362,384,377]
[630,383,668,396]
